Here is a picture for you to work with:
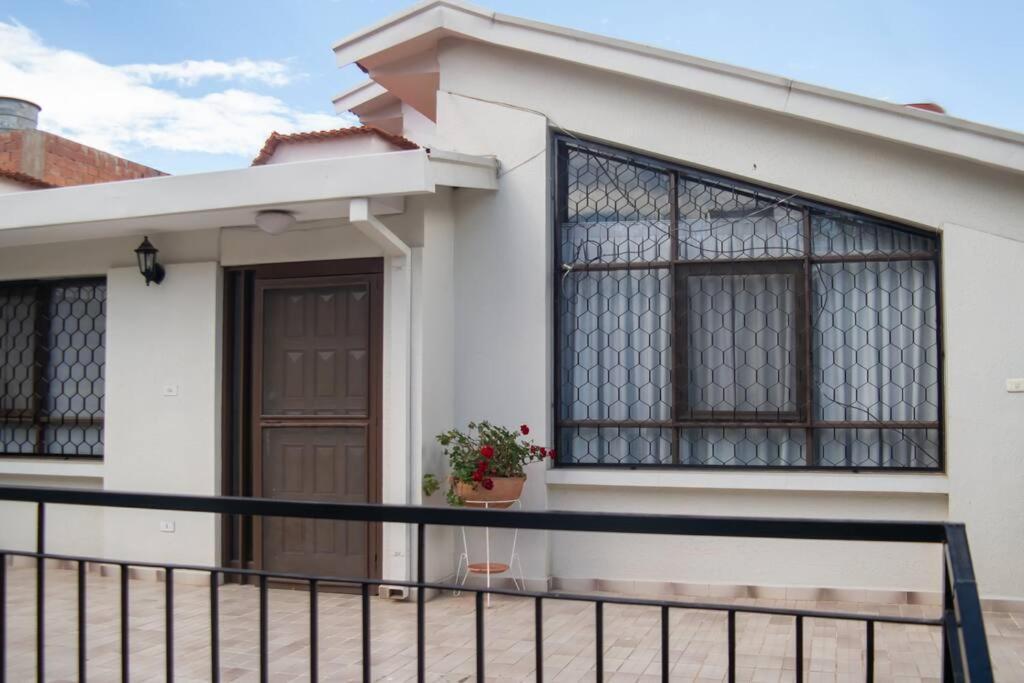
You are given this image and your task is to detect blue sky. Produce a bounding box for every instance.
[3,0,1021,174]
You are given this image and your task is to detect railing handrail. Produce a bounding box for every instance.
[0,484,949,542]
[0,484,994,682]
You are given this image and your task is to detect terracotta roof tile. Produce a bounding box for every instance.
[251,125,419,165]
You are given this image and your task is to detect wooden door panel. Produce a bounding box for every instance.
[261,427,370,576]
[261,284,370,417]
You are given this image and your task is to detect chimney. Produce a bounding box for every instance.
[0,97,41,131]
[905,102,946,115]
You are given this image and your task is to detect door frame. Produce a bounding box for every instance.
[221,258,384,581]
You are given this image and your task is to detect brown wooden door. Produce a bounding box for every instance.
[253,273,382,580]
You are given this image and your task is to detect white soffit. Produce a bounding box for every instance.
[332,0,1024,174]
[0,148,497,247]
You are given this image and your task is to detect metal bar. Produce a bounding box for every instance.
[795,615,803,682]
[866,620,874,683]
[120,564,129,683]
[259,575,268,683]
[661,605,670,681]
[535,596,544,682]
[77,561,86,682]
[810,252,937,264]
[309,579,319,683]
[727,610,736,683]
[165,567,174,680]
[416,523,425,682]
[0,554,6,683]
[802,210,816,466]
[0,485,950,544]
[0,547,944,627]
[942,528,991,679]
[35,502,44,683]
[595,601,604,680]
[361,582,371,682]
[475,590,485,681]
[210,571,220,683]
[557,419,940,430]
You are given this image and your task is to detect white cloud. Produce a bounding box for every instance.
[120,58,295,87]
[0,21,345,160]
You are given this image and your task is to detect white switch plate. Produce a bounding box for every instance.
[1006,378,1024,393]
[159,521,175,533]
[162,384,179,397]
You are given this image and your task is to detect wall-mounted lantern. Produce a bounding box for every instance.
[134,236,165,286]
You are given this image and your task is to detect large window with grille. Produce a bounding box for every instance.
[555,137,941,469]
[0,279,106,457]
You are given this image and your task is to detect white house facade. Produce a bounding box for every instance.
[1,0,1023,611]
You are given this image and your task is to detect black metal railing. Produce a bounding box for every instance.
[0,485,993,682]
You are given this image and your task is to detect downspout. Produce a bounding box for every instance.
[349,198,416,587]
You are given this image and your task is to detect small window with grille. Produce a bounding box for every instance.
[555,137,941,469]
[0,279,106,457]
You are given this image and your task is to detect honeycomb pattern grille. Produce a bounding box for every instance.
[556,137,941,469]
[0,280,106,456]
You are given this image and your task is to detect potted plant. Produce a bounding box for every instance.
[427,421,555,507]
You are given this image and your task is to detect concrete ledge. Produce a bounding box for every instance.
[546,468,949,495]
[0,457,103,480]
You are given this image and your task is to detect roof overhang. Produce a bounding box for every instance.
[333,0,1024,174]
[0,147,497,247]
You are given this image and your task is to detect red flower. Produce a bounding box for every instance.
[520,424,530,435]
[482,478,494,490]
[471,469,484,482]
[480,445,494,458]
[530,445,538,454]
[539,447,547,457]
[548,449,557,459]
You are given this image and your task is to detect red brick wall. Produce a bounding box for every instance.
[0,132,24,175]
[0,129,165,188]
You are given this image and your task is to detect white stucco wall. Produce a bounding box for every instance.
[432,37,1024,599]
[943,224,1024,600]
[103,262,222,566]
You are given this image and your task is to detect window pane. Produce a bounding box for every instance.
[812,214,936,257]
[0,286,38,417]
[561,143,671,264]
[813,261,939,422]
[559,269,672,421]
[816,428,940,468]
[678,178,804,260]
[45,283,106,420]
[560,426,673,465]
[44,424,104,456]
[0,424,37,453]
[683,272,799,417]
[680,428,806,466]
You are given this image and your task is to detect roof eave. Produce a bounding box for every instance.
[331,0,1024,174]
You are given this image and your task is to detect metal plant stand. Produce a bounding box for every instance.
[454,498,525,607]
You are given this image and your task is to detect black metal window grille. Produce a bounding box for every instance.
[555,136,942,469]
[0,278,106,457]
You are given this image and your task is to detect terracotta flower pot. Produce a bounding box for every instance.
[454,475,526,508]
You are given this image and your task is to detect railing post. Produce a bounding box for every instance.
[1,552,6,683]
[361,582,371,682]
[35,502,44,683]
[120,564,129,682]
[210,571,220,683]
[77,561,86,682]
[416,522,425,682]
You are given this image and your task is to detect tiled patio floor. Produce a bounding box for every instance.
[4,565,1023,681]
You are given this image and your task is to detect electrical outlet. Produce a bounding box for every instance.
[1006,378,1024,393]
[159,521,175,533]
